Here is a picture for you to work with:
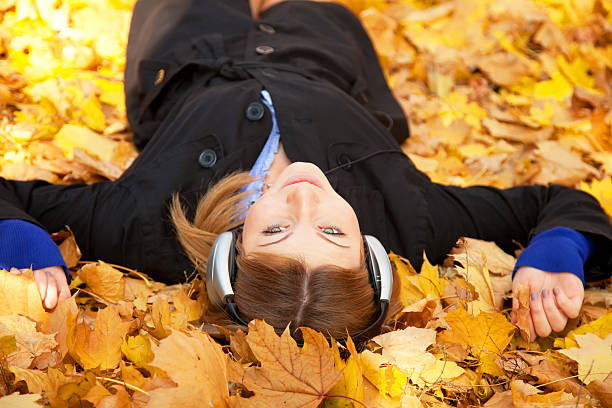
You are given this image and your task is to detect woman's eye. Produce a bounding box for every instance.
[263,225,287,234]
[320,226,344,235]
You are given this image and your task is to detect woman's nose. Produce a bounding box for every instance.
[285,184,321,211]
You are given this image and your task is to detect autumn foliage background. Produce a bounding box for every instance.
[0,0,611,407]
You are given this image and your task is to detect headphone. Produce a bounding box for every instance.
[205,230,393,344]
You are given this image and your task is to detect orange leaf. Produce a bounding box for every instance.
[238,320,343,407]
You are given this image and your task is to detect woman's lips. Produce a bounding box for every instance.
[281,174,324,189]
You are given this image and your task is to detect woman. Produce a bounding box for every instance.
[1,0,611,343]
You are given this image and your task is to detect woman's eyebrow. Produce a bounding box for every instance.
[317,232,350,248]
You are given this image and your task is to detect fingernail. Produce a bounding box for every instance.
[542,289,549,298]
[553,287,560,296]
[530,291,538,301]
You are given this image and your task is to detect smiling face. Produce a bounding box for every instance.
[242,162,362,270]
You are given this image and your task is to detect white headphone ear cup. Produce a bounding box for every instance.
[363,235,393,302]
[206,231,237,307]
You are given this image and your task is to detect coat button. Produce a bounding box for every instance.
[337,153,352,170]
[255,45,275,55]
[246,102,265,121]
[198,149,217,168]
[258,23,276,34]
[154,69,165,85]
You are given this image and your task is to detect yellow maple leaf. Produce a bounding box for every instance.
[326,336,365,408]
[437,306,515,376]
[67,305,130,370]
[558,333,612,384]
[121,334,154,369]
[360,350,407,399]
[554,312,612,348]
[418,253,448,299]
[147,329,229,408]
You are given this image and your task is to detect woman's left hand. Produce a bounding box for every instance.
[511,266,584,341]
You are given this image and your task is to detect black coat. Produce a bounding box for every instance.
[1,0,611,283]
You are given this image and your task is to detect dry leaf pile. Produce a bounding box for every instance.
[0,0,611,407]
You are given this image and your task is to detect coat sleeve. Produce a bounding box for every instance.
[0,177,143,270]
[424,182,612,282]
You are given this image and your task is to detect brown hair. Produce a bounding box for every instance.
[170,172,402,339]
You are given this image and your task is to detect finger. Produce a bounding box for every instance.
[541,289,567,332]
[553,287,582,319]
[33,269,48,303]
[43,272,59,310]
[51,269,71,301]
[530,291,551,338]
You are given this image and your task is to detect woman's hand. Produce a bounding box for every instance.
[10,266,70,310]
[511,266,584,341]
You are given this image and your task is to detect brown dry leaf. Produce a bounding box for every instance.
[52,228,82,268]
[76,261,125,302]
[558,332,612,384]
[437,306,515,376]
[237,320,342,408]
[229,329,258,365]
[525,358,586,397]
[586,373,612,408]
[0,269,49,325]
[0,315,57,369]
[393,298,440,329]
[147,329,229,408]
[67,305,131,370]
[515,284,530,341]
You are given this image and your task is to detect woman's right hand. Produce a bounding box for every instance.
[10,266,70,310]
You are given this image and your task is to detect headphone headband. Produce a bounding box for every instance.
[205,231,393,344]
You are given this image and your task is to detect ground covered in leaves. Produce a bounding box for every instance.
[0,0,611,407]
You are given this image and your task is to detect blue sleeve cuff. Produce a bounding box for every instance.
[0,219,68,277]
[512,227,596,285]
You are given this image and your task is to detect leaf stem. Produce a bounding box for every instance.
[95,376,150,396]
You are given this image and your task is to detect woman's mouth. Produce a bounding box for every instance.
[281,174,324,189]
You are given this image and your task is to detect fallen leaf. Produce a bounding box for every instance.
[121,334,154,369]
[515,284,530,341]
[558,332,612,383]
[67,305,131,370]
[239,320,343,408]
[0,269,49,325]
[76,261,125,302]
[554,312,612,348]
[525,359,584,396]
[326,336,365,408]
[0,315,57,369]
[147,329,229,408]
[0,393,42,407]
[437,306,515,376]
[586,373,612,408]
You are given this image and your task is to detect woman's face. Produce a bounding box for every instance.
[242,162,362,269]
